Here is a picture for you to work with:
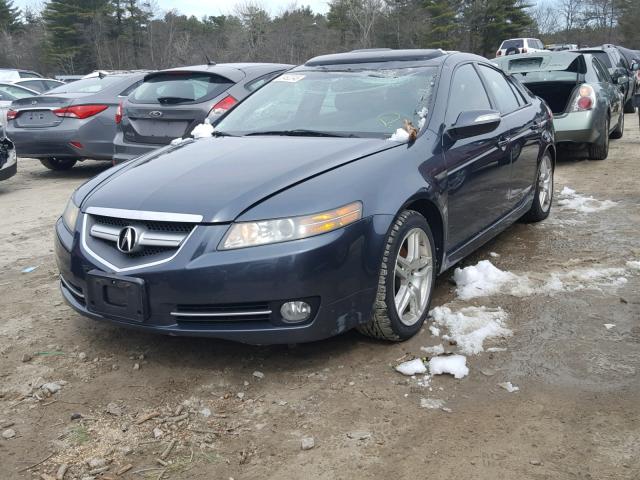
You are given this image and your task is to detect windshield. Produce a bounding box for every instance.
[46,76,124,94]
[216,67,437,138]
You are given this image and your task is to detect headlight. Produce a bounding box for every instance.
[61,198,80,232]
[220,201,362,250]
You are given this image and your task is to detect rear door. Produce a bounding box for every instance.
[443,63,512,248]
[123,71,236,145]
[478,64,541,205]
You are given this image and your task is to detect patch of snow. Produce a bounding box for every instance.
[489,252,500,258]
[170,137,188,146]
[430,306,512,355]
[420,344,445,356]
[558,187,616,213]
[626,260,640,270]
[498,381,519,393]
[428,354,469,379]
[454,260,628,300]
[420,398,444,409]
[486,347,507,352]
[191,119,215,139]
[388,127,410,142]
[429,325,441,337]
[415,374,431,388]
[603,323,615,330]
[395,358,427,376]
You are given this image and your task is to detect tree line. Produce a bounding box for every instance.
[0,0,638,77]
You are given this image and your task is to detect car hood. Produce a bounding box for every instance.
[83,136,399,222]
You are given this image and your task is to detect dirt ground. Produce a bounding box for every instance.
[1,116,639,480]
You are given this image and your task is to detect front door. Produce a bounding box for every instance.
[443,63,512,249]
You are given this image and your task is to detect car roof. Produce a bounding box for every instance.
[148,63,292,83]
[303,49,448,67]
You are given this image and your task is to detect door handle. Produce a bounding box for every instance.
[497,137,509,149]
[531,121,543,132]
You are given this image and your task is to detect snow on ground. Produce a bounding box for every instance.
[604,323,616,330]
[453,260,629,300]
[626,260,640,270]
[557,186,617,213]
[420,398,444,409]
[498,382,519,393]
[191,120,215,138]
[420,344,445,356]
[429,306,512,355]
[395,358,427,376]
[428,355,469,379]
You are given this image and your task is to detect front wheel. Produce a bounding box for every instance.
[522,152,554,223]
[610,111,624,139]
[588,118,609,160]
[39,157,78,171]
[358,210,436,341]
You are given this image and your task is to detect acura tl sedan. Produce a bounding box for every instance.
[56,49,555,344]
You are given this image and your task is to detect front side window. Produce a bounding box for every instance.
[478,65,521,114]
[0,84,36,99]
[130,73,233,105]
[446,64,491,124]
[217,67,438,138]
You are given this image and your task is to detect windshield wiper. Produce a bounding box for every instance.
[157,96,194,104]
[212,130,236,137]
[244,129,356,138]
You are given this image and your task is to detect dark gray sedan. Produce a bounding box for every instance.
[6,73,147,170]
[113,63,292,164]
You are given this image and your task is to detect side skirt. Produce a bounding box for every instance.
[441,192,534,271]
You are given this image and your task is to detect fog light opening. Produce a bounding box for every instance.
[280,301,311,323]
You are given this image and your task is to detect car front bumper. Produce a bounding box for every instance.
[55,214,392,344]
[552,111,603,144]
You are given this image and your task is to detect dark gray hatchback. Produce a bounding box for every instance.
[112,63,292,163]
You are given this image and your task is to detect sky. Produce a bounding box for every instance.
[13,0,332,17]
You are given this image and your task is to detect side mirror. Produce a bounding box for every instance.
[446,110,501,141]
[632,61,640,71]
[617,75,628,86]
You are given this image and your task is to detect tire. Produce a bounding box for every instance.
[358,210,436,341]
[624,98,636,114]
[39,157,77,171]
[610,111,624,139]
[588,118,609,160]
[522,151,554,223]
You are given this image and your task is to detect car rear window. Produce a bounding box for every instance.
[130,72,234,105]
[46,76,124,94]
[501,40,524,49]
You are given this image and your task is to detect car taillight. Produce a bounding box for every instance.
[209,95,237,116]
[53,104,109,119]
[6,109,18,121]
[115,102,123,124]
[571,84,595,112]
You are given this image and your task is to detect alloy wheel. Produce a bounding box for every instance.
[393,228,433,326]
[538,154,553,212]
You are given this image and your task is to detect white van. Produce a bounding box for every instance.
[496,38,545,57]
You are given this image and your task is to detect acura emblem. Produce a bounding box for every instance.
[117,226,138,253]
[149,111,163,118]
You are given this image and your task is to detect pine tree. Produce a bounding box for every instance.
[424,0,461,50]
[0,0,21,32]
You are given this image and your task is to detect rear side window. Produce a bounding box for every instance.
[119,80,142,97]
[593,58,612,83]
[478,65,521,114]
[245,71,284,92]
[446,64,491,124]
[19,71,40,78]
[17,80,46,92]
[501,39,524,50]
[47,76,124,94]
[131,73,233,105]
[592,52,612,69]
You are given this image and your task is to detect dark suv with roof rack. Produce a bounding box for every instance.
[112,63,292,164]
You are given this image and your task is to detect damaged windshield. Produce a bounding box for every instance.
[216,67,437,138]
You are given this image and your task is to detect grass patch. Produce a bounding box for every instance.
[70,424,89,445]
